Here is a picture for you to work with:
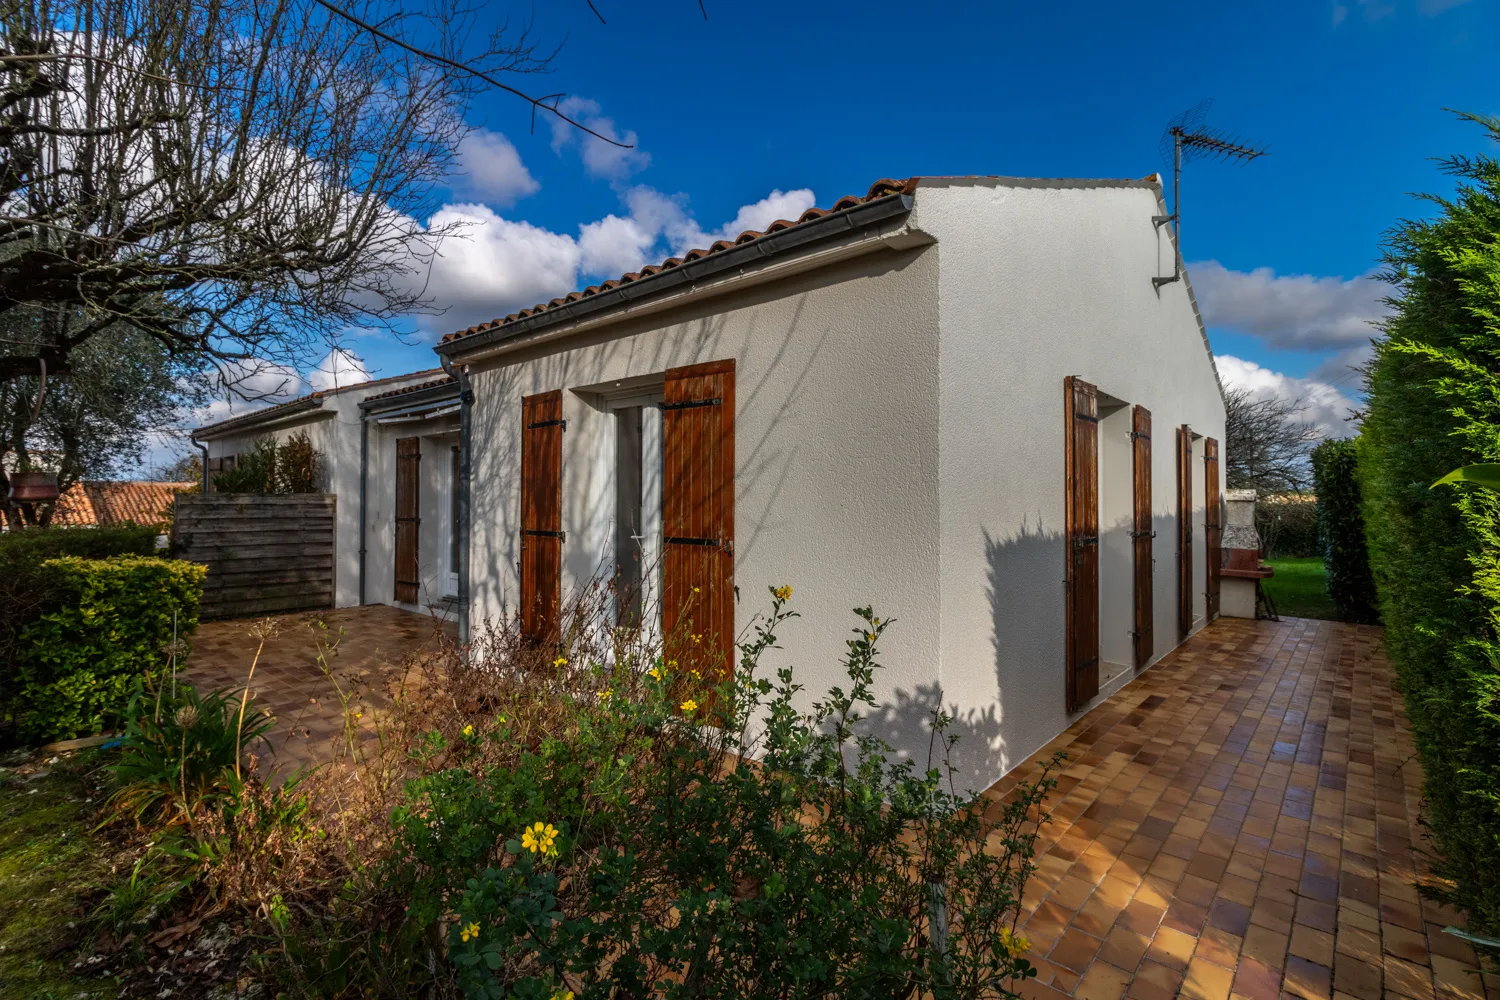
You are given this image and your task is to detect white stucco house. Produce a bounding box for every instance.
[190,174,1228,791]
[422,175,1228,791]
[190,369,463,614]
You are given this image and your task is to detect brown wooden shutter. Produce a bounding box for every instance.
[1204,436,1222,621]
[662,360,735,682]
[1064,376,1099,712]
[1131,405,1154,671]
[1176,424,1193,641]
[394,437,421,604]
[520,390,564,641]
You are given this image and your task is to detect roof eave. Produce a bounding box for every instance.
[359,380,462,414]
[435,192,917,361]
[191,396,326,441]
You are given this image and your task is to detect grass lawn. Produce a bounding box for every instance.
[1263,556,1340,621]
[0,748,120,1000]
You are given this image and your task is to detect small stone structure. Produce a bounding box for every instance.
[1220,488,1273,618]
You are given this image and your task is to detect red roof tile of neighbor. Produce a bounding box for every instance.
[50,480,194,528]
[439,177,919,346]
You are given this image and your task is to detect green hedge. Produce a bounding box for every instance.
[1359,112,1500,947]
[1312,440,1379,623]
[5,556,206,743]
[0,525,162,671]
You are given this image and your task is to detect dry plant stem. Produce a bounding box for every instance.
[236,636,269,781]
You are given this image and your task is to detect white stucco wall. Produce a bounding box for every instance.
[464,245,945,732]
[910,178,1226,789]
[198,373,447,609]
[451,176,1225,793]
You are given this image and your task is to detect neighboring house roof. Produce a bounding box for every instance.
[361,374,455,405]
[50,480,193,527]
[192,367,444,440]
[436,177,917,353]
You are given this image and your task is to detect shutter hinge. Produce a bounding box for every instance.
[1128,530,1157,539]
[1074,413,1099,424]
[1129,431,1151,441]
[526,418,566,430]
[665,535,733,553]
[660,397,722,411]
[522,529,566,540]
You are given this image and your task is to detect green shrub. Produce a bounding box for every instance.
[1256,494,1319,558]
[1359,111,1500,947]
[6,556,206,743]
[1312,440,1379,623]
[213,432,322,494]
[374,593,1058,1000]
[0,524,162,681]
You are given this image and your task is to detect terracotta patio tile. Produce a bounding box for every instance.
[1149,926,1200,971]
[1051,928,1105,974]
[1245,924,1292,970]
[1129,960,1185,1000]
[1076,961,1134,1000]
[1236,955,1285,1000]
[1382,925,1431,967]
[1286,955,1334,1000]
[1429,954,1485,1000]
[1099,925,1152,971]
[1333,955,1384,1000]
[1384,956,1435,1000]
[1185,956,1237,1000]
[1290,927,1336,968]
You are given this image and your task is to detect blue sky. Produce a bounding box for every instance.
[192,0,1499,455]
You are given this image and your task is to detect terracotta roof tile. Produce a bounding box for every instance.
[50,480,194,527]
[440,177,915,345]
[361,374,456,403]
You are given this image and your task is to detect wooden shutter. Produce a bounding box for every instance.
[394,437,421,604]
[520,390,564,641]
[1205,436,1222,621]
[1064,376,1099,712]
[1131,405,1154,670]
[1176,425,1193,641]
[662,360,735,682]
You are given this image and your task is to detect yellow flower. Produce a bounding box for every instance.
[647,665,663,681]
[865,632,876,642]
[553,656,568,667]
[691,633,701,644]
[998,927,1030,959]
[690,668,702,680]
[598,689,612,702]
[773,585,792,601]
[692,586,700,594]
[462,724,475,738]
[521,821,560,858]
[460,921,480,943]
[680,699,698,714]
[550,991,575,1000]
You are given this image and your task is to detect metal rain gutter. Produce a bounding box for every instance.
[435,193,916,361]
[439,354,473,643]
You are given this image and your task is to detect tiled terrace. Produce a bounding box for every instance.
[182,604,457,769]
[993,615,1496,1000]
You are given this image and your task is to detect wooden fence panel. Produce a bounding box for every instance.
[172,494,336,619]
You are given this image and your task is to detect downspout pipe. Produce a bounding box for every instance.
[439,354,472,642]
[193,437,210,493]
[358,409,368,605]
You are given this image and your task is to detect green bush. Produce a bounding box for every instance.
[213,432,322,494]
[1311,440,1379,623]
[1256,495,1319,558]
[0,524,162,676]
[6,556,206,743]
[1359,111,1500,947]
[372,593,1058,1000]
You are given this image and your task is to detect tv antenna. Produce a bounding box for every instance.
[1153,100,1267,288]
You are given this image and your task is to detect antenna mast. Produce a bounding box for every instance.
[1153,100,1267,288]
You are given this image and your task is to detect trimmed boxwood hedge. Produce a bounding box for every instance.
[1359,112,1500,949]
[4,556,206,743]
[1311,440,1379,624]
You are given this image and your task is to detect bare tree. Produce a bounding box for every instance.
[0,0,597,390]
[1224,387,1323,494]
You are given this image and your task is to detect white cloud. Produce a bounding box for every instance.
[456,129,540,206]
[407,184,819,334]
[549,97,649,180]
[1217,355,1361,439]
[1191,260,1395,351]
[307,348,372,392]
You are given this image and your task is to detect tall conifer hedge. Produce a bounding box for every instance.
[1360,112,1500,944]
